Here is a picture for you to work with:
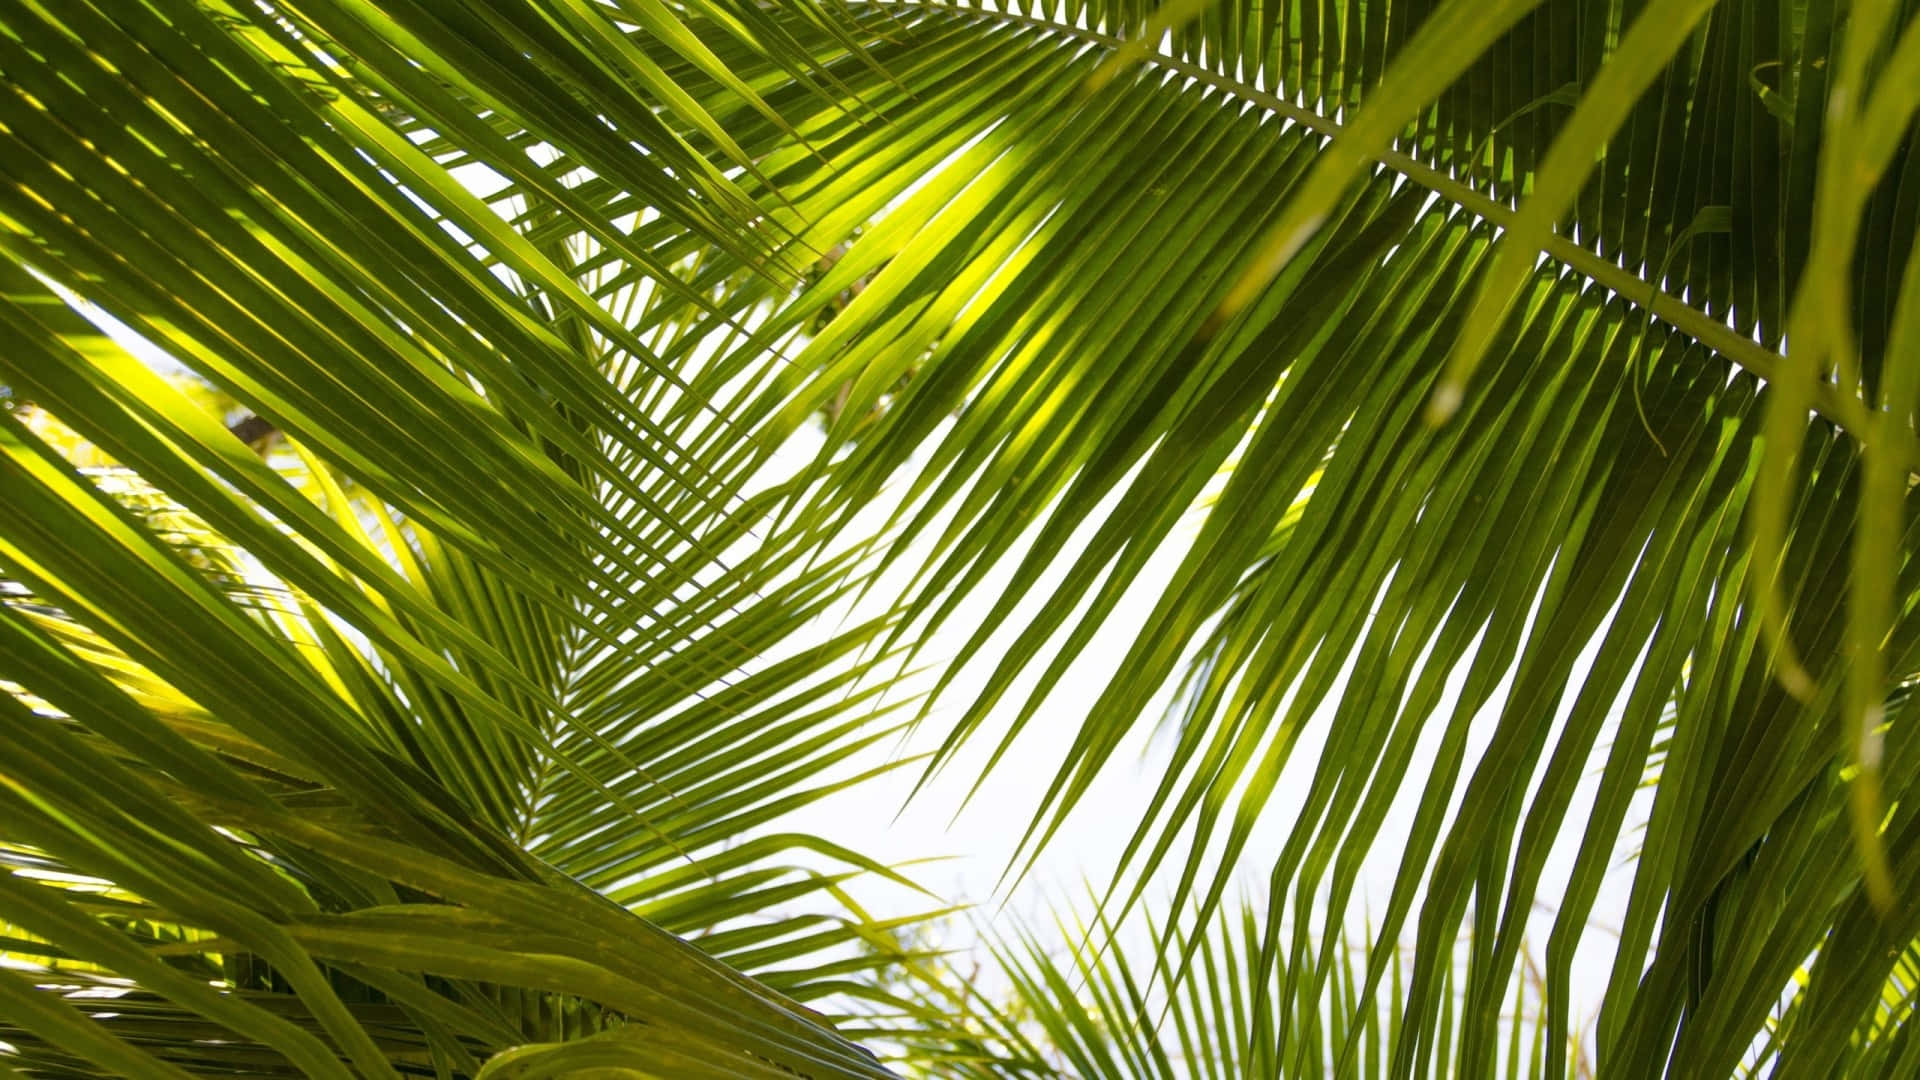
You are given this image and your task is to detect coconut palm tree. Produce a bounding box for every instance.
[2,0,1918,1076]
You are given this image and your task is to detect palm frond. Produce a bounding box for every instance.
[8,0,1920,1074]
[892,897,1575,1079]
[0,3,950,1071]
[612,2,1920,1072]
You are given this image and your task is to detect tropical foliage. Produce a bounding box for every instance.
[2,0,1919,1076]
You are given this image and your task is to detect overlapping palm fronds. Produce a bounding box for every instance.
[889,899,1573,1080]
[656,2,1920,1074]
[0,2,937,1071]
[0,290,931,1078]
[6,0,1920,1075]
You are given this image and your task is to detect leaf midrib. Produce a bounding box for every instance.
[837,0,1884,460]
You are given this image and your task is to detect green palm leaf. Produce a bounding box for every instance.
[645,2,1920,1074]
[894,898,1574,1079]
[0,3,932,1071]
[6,0,1920,1076]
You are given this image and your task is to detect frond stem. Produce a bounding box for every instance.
[848,2,1886,459]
